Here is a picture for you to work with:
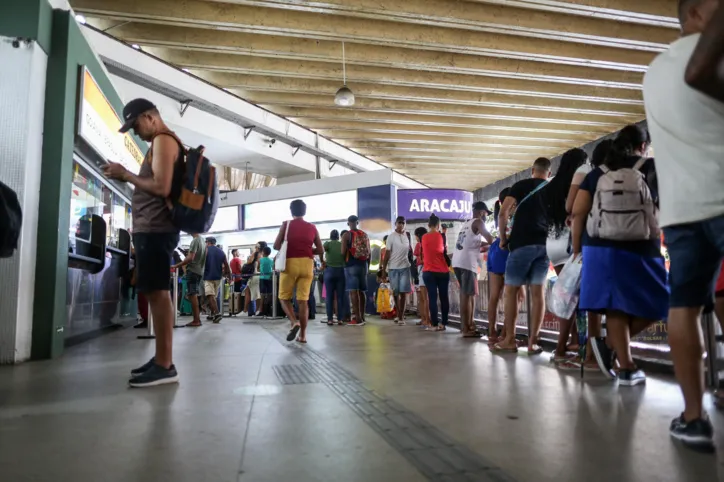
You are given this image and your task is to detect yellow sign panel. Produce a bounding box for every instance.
[79,68,145,174]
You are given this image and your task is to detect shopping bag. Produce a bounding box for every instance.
[275,220,291,271]
[376,283,393,314]
[546,254,583,320]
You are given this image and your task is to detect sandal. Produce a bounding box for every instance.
[526,345,544,355]
[296,338,307,344]
[286,324,301,341]
[327,320,334,326]
[436,325,447,332]
[491,343,518,353]
[184,321,202,328]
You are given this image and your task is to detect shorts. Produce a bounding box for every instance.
[454,267,477,296]
[279,257,314,301]
[185,271,202,296]
[504,244,549,287]
[204,280,221,297]
[664,214,724,308]
[389,268,412,294]
[415,265,423,288]
[260,278,273,295]
[132,232,179,294]
[345,262,368,292]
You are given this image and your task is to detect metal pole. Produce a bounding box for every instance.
[703,312,718,388]
[272,270,278,318]
[172,269,179,328]
[138,300,155,339]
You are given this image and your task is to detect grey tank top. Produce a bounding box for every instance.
[131,132,182,234]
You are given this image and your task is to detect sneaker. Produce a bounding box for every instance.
[206,315,214,321]
[129,364,179,388]
[670,414,715,448]
[348,320,365,326]
[213,313,223,323]
[131,357,155,376]
[133,320,148,329]
[398,321,406,326]
[591,337,616,380]
[618,369,646,386]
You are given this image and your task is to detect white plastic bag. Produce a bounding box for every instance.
[546,254,583,320]
[275,220,291,271]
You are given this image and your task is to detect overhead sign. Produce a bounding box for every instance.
[78,67,145,175]
[397,189,473,220]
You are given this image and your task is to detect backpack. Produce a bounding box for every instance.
[161,132,219,234]
[0,181,22,258]
[586,158,659,241]
[348,230,370,261]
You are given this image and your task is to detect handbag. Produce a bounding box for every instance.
[546,254,583,320]
[274,220,291,271]
[546,228,572,268]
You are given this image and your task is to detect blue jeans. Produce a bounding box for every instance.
[324,267,347,321]
[505,245,549,287]
[423,271,450,327]
[664,214,724,308]
[345,262,368,291]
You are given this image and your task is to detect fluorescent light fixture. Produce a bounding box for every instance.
[182,68,190,73]
[75,14,86,24]
[131,44,140,50]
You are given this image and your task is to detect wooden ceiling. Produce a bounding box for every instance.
[72,0,679,190]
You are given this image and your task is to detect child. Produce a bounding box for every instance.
[259,246,274,316]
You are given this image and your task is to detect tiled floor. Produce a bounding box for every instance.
[1,316,723,481]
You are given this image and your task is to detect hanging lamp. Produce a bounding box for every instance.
[334,42,355,107]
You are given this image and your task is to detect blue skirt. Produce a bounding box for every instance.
[579,246,669,320]
[487,238,509,275]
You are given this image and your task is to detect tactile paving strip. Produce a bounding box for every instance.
[264,323,517,482]
[271,364,321,385]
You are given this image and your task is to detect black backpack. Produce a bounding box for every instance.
[0,181,22,258]
[164,134,219,234]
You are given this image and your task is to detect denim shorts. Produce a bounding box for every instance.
[388,268,412,294]
[345,262,368,291]
[504,244,549,287]
[185,271,202,296]
[664,214,724,308]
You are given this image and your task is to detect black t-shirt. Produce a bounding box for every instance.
[508,178,549,251]
[579,157,662,258]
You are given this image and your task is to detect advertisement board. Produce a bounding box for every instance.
[397,189,473,221]
[243,190,357,230]
[77,67,145,175]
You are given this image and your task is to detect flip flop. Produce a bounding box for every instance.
[523,345,543,356]
[296,338,307,344]
[492,343,518,353]
[184,321,202,328]
[463,333,482,338]
[287,324,301,341]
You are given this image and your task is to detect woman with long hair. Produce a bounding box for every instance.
[421,215,451,332]
[413,226,431,327]
[572,124,667,386]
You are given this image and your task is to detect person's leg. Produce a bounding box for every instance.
[606,310,634,370]
[188,291,201,325]
[488,274,504,339]
[207,293,219,315]
[497,247,531,348]
[358,291,366,322]
[499,285,520,348]
[145,289,175,368]
[528,284,545,351]
[423,271,439,327]
[324,268,335,322]
[459,292,469,333]
[438,272,450,327]
[295,260,314,342]
[243,284,251,312]
[467,291,476,334]
[278,268,299,327]
[418,286,430,325]
[669,307,705,419]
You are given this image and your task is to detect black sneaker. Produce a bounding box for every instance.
[131,357,155,376]
[206,315,214,321]
[591,337,615,380]
[133,320,148,329]
[213,313,223,323]
[129,363,179,388]
[670,414,714,448]
[618,369,646,386]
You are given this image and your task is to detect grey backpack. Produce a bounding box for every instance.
[587,158,659,241]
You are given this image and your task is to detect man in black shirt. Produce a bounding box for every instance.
[495,157,552,354]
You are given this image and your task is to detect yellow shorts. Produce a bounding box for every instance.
[279,258,314,301]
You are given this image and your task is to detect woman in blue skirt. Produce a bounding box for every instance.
[571,124,668,387]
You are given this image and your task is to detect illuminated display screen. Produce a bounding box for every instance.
[244,190,357,229]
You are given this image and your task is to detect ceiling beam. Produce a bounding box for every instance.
[203,0,676,48]
[273,107,618,134]
[131,34,646,91]
[369,154,541,163]
[332,134,573,149]
[220,81,644,117]
[73,0,656,70]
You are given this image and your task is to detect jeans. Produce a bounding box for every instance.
[423,271,450,327]
[324,267,346,321]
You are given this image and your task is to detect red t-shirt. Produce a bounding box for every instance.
[422,231,448,273]
[284,219,318,259]
[230,257,242,279]
[414,242,423,266]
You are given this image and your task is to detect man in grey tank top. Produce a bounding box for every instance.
[103,98,183,388]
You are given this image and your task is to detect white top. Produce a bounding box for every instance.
[385,231,411,270]
[643,34,724,228]
[452,219,482,273]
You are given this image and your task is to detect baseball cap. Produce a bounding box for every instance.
[119,98,156,133]
[473,201,492,215]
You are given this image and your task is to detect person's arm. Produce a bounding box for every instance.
[103,134,178,197]
[273,222,286,251]
[381,237,392,271]
[498,196,517,248]
[685,5,724,102]
[471,218,494,245]
[341,232,350,258]
[571,190,593,255]
[172,250,195,269]
[565,171,588,214]
[313,230,324,256]
[222,255,231,279]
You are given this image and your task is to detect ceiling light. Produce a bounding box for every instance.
[75,14,86,24]
[182,68,190,73]
[131,44,140,50]
[334,42,354,107]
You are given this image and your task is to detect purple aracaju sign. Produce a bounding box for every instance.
[397,189,474,221]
